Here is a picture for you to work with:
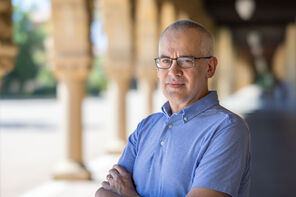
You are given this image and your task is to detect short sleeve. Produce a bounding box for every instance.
[192,119,250,196]
[117,120,142,173]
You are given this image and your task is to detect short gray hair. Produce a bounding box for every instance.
[160,20,214,56]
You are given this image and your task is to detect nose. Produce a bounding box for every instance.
[168,60,183,77]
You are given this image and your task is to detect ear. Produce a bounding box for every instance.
[206,56,218,78]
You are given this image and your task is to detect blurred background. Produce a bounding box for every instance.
[0,0,295,196]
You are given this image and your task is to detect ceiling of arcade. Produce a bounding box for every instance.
[128,0,296,73]
[204,0,296,70]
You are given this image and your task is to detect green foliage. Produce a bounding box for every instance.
[255,71,276,92]
[1,5,108,98]
[1,5,55,98]
[12,6,45,81]
[36,67,56,87]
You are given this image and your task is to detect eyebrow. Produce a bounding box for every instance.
[159,55,170,58]
[159,55,194,58]
[178,55,195,58]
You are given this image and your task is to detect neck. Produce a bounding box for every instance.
[170,90,209,114]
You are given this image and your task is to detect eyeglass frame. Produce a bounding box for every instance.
[154,56,212,69]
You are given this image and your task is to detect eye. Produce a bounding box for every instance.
[161,58,171,64]
[179,58,193,63]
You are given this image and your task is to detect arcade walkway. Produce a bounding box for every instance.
[1,85,295,197]
[246,104,296,196]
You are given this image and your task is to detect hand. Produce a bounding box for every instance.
[101,164,140,197]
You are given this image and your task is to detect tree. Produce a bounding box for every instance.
[2,6,46,96]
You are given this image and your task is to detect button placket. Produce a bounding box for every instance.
[160,123,173,147]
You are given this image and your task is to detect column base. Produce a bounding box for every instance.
[53,160,91,180]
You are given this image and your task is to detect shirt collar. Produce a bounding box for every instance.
[161,91,219,121]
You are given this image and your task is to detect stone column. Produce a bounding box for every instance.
[272,44,287,102]
[215,27,235,99]
[177,0,215,33]
[177,11,189,20]
[136,0,158,117]
[101,0,133,152]
[160,1,176,32]
[284,23,296,102]
[234,50,253,90]
[273,44,285,81]
[51,0,93,180]
[0,0,17,85]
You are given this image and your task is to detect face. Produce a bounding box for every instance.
[157,28,217,111]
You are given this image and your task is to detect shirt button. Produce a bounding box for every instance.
[168,124,173,128]
[160,141,165,146]
[184,117,187,121]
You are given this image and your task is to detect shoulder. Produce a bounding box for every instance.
[206,104,248,129]
[133,112,165,137]
[138,112,165,129]
[200,104,250,141]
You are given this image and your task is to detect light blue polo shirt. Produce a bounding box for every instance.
[118,91,251,197]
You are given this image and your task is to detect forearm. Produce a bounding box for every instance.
[97,165,141,197]
[95,188,121,197]
[96,187,142,197]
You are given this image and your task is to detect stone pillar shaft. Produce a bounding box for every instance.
[273,44,285,80]
[59,79,84,162]
[285,23,296,101]
[138,79,154,115]
[160,1,176,32]
[110,77,129,141]
[102,0,133,152]
[136,0,158,117]
[215,27,235,98]
[51,0,93,180]
[234,50,253,90]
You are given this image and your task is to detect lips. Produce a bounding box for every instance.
[167,82,185,88]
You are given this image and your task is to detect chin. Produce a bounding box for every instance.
[166,94,186,103]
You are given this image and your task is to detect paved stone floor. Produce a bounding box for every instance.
[246,108,296,197]
[222,86,296,197]
[0,90,163,197]
[1,86,296,197]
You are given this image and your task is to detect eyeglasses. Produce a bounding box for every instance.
[154,56,212,69]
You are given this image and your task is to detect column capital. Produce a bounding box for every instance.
[0,44,18,77]
[104,61,133,82]
[52,55,92,81]
[0,0,13,44]
[0,0,15,79]
[50,0,93,81]
[137,65,157,82]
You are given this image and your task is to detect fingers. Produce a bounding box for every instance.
[113,164,129,176]
[101,181,111,190]
[103,164,130,189]
[109,168,120,179]
[106,174,113,181]
[102,165,137,196]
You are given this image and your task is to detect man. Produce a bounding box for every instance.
[96,20,251,197]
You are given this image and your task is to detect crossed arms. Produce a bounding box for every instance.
[94,165,230,197]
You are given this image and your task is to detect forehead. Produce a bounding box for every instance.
[159,28,202,56]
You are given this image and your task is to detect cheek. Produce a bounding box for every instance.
[157,70,166,82]
[157,70,161,79]
[184,71,202,87]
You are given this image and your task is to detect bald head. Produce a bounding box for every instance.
[159,20,214,57]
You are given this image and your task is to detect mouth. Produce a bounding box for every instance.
[167,82,185,88]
